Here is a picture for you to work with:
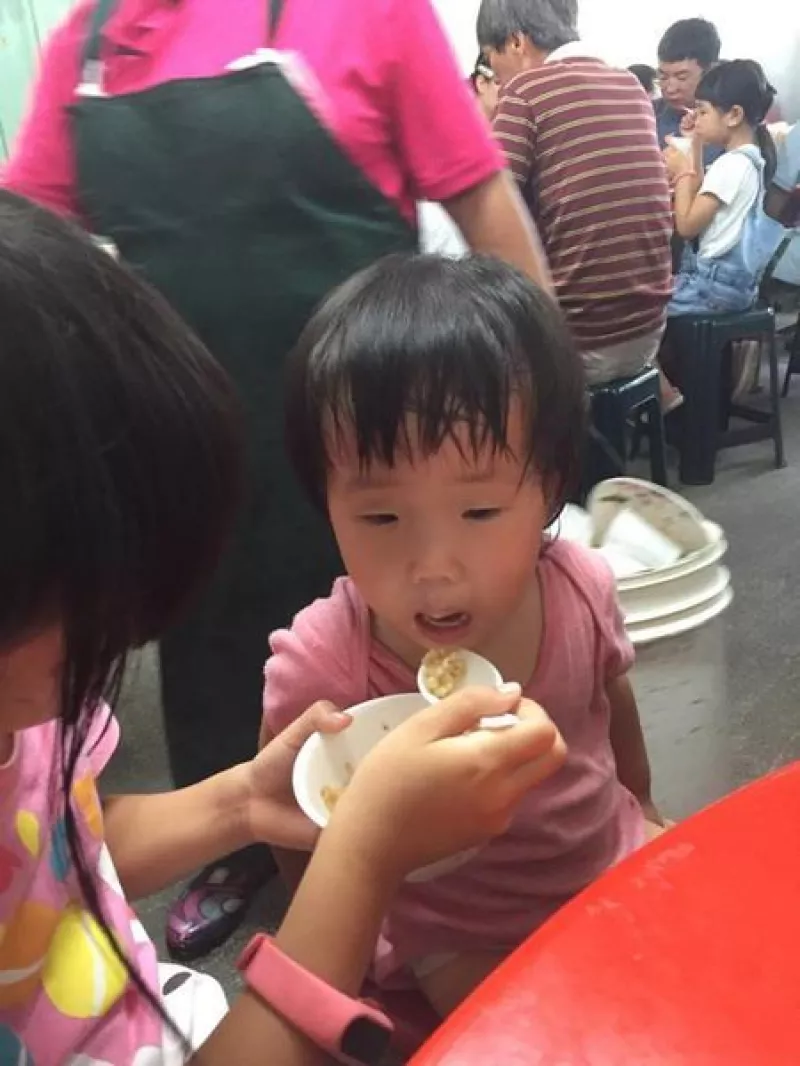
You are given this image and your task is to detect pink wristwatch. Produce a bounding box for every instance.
[237,933,394,1065]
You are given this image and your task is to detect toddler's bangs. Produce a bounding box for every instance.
[285,253,587,516]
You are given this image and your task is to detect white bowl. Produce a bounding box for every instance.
[587,478,711,555]
[292,693,477,882]
[595,544,649,580]
[615,521,727,591]
[601,507,683,570]
[551,503,594,547]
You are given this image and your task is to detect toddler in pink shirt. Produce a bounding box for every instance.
[263,254,664,1016]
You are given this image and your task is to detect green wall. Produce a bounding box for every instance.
[0,0,73,159]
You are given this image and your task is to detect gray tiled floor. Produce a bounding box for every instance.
[106,344,800,999]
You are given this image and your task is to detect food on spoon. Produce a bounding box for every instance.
[422,647,467,698]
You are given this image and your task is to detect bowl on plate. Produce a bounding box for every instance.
[558,480,732,642]
[587,477,711,556]
[615,521,727,591]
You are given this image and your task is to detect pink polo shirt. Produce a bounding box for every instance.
[263,539,647,986]
[4,0,503,225]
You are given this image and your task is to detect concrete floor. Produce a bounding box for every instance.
[106,340,800,1001]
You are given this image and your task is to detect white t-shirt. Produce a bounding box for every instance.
[417,202,467,257]
[698,146,763,260]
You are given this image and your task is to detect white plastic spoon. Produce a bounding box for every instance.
[417,650,519,729]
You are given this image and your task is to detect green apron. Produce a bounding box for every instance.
[70,0,417,786]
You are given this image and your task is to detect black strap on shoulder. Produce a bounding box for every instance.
[82,0,122,66]
[268,0,286,43]
[83,0,285,67]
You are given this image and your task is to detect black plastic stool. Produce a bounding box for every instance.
[781,311,800,397]
[589,366,667,486]
[667,306,785,485]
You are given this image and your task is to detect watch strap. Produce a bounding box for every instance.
[237,933,394,1065]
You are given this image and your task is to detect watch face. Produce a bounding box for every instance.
[341,1016,393,1064]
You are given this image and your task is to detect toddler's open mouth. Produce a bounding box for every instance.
[415,611,472,643]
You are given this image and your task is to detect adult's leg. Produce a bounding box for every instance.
[581,328,663,388]
[162,443,342,960]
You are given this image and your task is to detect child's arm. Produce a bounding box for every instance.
[262,720,313,897]
[607,673,663,826]
[673,180,721,240]
[102,775,253,901]
[664,137,721,239]
[103,703,349,900]
[194,691,564,1065]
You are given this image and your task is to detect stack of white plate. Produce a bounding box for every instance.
[558,479,732,647]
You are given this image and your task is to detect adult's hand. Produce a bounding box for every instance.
[327,684,566,883]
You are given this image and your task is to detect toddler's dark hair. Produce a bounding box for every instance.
[285,254,586,525]
[0,191,242,1042]
[696,59,778,183]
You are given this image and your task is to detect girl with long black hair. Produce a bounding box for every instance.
[0,191,564,1064]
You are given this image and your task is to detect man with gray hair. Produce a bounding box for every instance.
[478,0,673,386]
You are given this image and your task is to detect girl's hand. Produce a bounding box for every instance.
[244,703,352,851]
[325,685,566,885]
[664,138,694,179]
[679,109,697,136]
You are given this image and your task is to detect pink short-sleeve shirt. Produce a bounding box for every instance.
[263,539,647,985]
[4,0,503,224]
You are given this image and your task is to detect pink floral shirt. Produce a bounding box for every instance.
[0,713,164,1064]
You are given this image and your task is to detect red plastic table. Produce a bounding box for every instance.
[411,764,800,1065]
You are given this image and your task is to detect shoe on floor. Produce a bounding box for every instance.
[166,846,275,963]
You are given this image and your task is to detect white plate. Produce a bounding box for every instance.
[596,544,649,579]
[628,586,734,646]
[621,565,730,626]
[587,477,710,555]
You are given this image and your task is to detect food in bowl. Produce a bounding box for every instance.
[321,784,345,813]
[293,693,476,882]
[321,762,354,814]
[421,647,467,698]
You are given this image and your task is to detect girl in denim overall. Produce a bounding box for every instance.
[664,60,781,316]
